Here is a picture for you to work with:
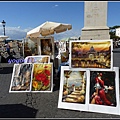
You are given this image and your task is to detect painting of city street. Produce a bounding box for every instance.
[58,66,89,111]
[69,40,113,69]
[62,70,87,104]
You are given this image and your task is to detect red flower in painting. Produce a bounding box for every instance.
[44,66,48,68]
[33,65,51,91]
[35,73,47,82]
[44,70,51,76]
[43,79,49,86]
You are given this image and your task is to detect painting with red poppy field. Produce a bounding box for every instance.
[69,40,113,70]
[31,63,53,92]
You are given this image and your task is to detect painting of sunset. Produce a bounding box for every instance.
[69,40,113,69]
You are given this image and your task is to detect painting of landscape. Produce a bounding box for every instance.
[70,40,113,69]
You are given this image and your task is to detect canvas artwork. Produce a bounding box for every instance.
[24,55,50,63]
[14,64,21,76]
[9,63,33,92]
[31,63,53,92]
[88,67,119,115]
[58,66,119,115]
[61,42,69,63]
[58,66,89,111]
[69,40,113,70]
[24,38,38,57]
[59,41,66,53]
[40,38,53,56]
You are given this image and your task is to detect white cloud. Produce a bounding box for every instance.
[0,26,31,40]
[0,26,81,40]
[52,4,59,8]
[17,26,20,29]
[55,4,58,7]
[54,29,81,40]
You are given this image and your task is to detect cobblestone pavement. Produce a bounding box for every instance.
[0,47,120,118]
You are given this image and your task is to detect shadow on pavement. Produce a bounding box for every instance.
[53,74,60,92]
[0,66,13,74]
[53,79,60,91]
[0,104,38,118]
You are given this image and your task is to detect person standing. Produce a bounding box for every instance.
[6,43,10,55]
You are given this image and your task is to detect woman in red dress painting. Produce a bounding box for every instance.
[91,73,114,106]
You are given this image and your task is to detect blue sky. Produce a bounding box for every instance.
[0,1,120,40]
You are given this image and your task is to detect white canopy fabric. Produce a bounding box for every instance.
[26,21,72,38]
[0,35,9,41]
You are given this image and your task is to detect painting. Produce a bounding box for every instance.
[9,63,33,92]
[31,63,53,92]
[24,55,50,63]
[58,66,120,115]
[69,40,113,70]
[24,38,38,57]
[59,41,66,53]
[61,41,69,63]
[88,67,119,115]
[58,66,89,111]
[40,38,54,60]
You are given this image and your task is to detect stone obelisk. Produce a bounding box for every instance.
[81,1,110,40]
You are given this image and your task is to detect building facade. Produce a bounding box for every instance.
[116,27,120,37]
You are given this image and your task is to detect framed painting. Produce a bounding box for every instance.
[58,66,89,111]
[9,63,33,92]
[38,36,54,60]
[23,38,38,58]
[31,63,53,92]
[61,41,69,63]
[88,67,119,115]
[59,41,66,53]
[24,55,50,63]
[69,40,113,70]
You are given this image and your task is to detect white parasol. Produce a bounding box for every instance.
[26,21,72,38]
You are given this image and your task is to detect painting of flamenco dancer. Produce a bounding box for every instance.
[70,40,113,69]
[88,67,120,115]
[89,71,116,107]
[9,63,33,92]
[31,63,53,92]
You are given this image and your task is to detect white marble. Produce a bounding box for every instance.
[81,1,110,40]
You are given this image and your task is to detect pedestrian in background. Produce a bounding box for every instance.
[6,43,10,55]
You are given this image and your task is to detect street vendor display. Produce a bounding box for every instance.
[58,39,120,115]
[9,63,53,92]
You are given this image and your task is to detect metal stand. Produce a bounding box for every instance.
[0,56,3,70]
